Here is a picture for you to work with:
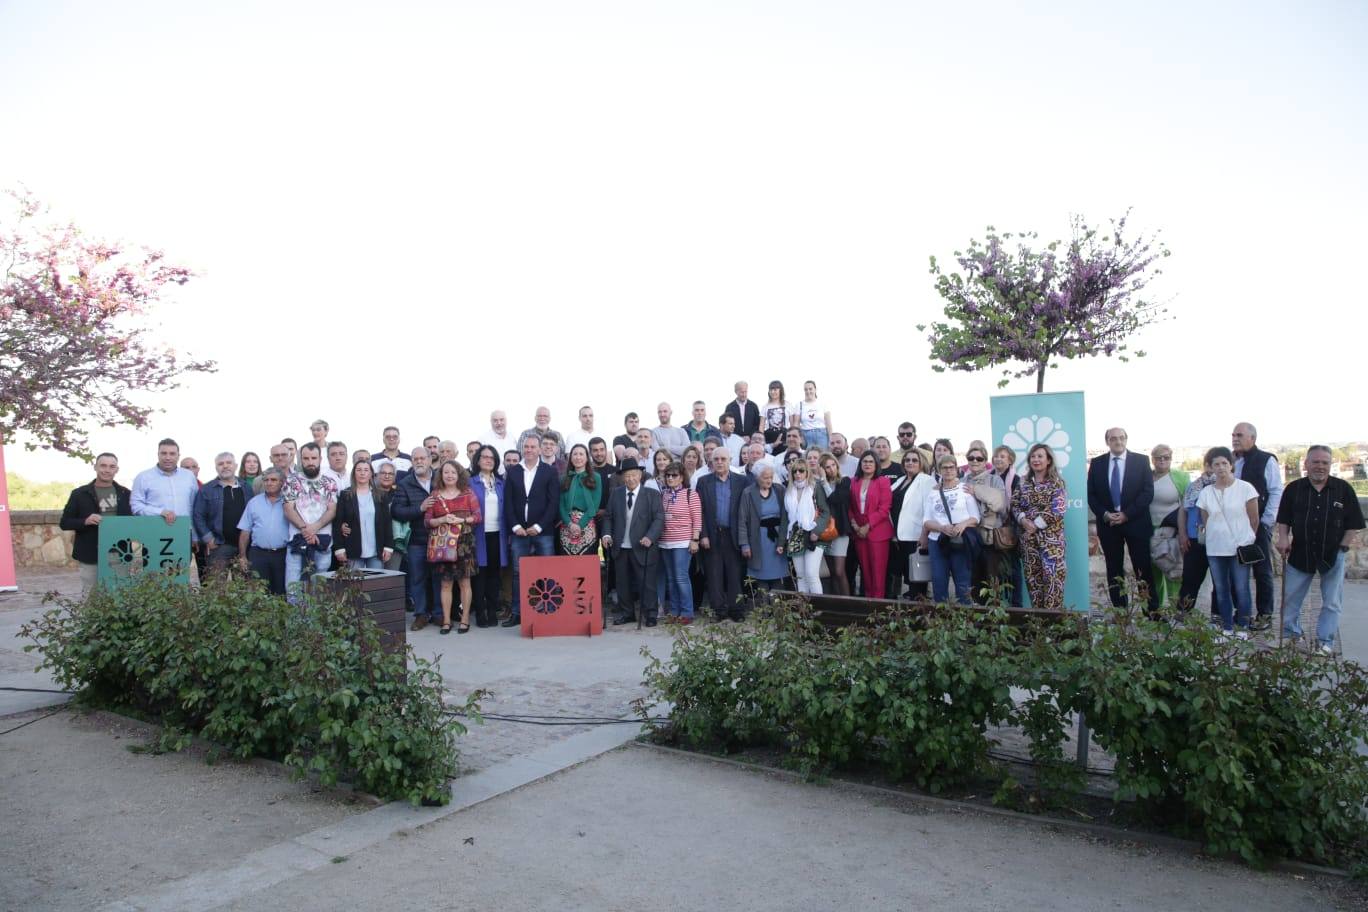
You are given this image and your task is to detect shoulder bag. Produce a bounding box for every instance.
[937,487,966,552]
[426,498,461,563]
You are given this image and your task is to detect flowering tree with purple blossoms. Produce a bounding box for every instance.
[921,212,1169,392]
[1,189,215,460]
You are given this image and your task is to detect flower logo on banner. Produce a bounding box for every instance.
[527,578,565,615]
[1001,415,1072,475]
[105,538,148,578]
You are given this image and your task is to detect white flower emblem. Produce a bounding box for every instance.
[1001,415,1071,475]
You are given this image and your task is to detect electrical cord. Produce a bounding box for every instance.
[0,686,72,694]
[442,709,668,726]
[0,704,66,736]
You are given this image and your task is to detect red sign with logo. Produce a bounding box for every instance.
[517,555,602,637]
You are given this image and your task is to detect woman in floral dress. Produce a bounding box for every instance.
[425,460,481,634]
[1011,443,1068,611]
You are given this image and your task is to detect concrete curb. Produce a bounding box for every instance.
[631,741,1353,880]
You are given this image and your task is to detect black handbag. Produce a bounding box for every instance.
[937,488,966,551]
[1236,543,1264,566]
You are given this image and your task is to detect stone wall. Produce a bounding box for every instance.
[10,510,79,569]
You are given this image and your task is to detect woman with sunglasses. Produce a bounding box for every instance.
[964,443,1012,604]
[783,459,831,594]
[818,454,852,596]
[657,461,702,623]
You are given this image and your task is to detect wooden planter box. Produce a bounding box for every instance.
[313,568,407,656]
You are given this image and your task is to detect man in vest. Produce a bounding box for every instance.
[1232,422,1283,630]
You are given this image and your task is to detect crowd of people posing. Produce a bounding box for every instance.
[57,382,1361,651]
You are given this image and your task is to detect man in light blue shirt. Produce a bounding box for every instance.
[130,438,200,524]
[236,468,290,594]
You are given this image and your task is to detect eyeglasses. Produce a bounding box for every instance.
[898,432,914,438]
[966,455,985,462]
[665,472,681,478]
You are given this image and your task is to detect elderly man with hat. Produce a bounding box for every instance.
[602,458,664,627]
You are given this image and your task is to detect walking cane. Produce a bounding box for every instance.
[1277,557,1286,649]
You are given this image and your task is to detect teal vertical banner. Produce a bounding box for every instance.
[990,392,1088,611]
[96,516,192,588]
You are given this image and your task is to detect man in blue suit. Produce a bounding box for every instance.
[696,448,752,621]
[503,435,561,627]
[1087,427,1157,614]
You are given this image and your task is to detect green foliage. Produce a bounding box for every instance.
[5,472,81,509]
[1043,609,1368,866]
[644,601,1368,867]
[21,572,466,805]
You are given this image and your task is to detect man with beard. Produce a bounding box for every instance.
[282,442,339,600]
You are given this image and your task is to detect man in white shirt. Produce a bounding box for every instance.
[831,433,859,478]
[322,441,349,489]
[652,402,689,458]
[563,405,597,451]
[480,410,514,453]
[718,414,745,467]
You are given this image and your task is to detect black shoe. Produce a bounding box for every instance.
[644,616,658,627]
[501,616,521,628]
[611,614,636,626]
[1250,614,1272,632]
[475,616,492,629]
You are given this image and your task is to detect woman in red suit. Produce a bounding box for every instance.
[849,451,894,598]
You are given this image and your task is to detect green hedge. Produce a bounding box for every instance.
[22,573,469,805]
[642,602,1368,867]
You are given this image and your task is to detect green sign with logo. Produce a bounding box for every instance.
[96,516,193,587]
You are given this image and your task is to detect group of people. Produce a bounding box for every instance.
[56,388,1360,651]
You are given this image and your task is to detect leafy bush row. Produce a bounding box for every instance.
[642,601,1368,866]
[23,573,468,805]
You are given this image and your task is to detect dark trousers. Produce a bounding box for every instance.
[689,552,707,611]
[704,527,744,618]
[473,532,502,625]
[613,547,659,621]
[1251,522,1275,617]
[206,543,239,576]
[1178,541,1211,613]
[885,540,906,600]
[407,543,442,621]
[1099,522,1157,612]
[248,546,287,595]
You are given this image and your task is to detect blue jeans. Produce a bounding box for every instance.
[1208,555,1252,630]
[661,547,694,618]
[406,543,442,620]
[509,533,555,619]
[351,556,383,570]
[285,546,332,602]
[930,537,973,605]
[1282,552,1345,646]
[802,428,829,451]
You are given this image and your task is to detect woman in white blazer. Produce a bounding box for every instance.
[892,449,934,600]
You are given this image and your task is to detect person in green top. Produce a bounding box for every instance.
[1149,444,1191,609]
[376,462,408,569]
[559,444,602,555]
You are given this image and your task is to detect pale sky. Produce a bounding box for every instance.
[2,0,1364,483]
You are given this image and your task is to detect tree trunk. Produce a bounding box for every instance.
[1035,362,1047,393]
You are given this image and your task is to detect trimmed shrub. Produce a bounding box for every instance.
[22,572,466,805]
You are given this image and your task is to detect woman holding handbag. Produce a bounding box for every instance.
[964,444,1012,605]
[923,454,980,605]
[849,452,894,598]
[893,450,933,601]
[783,460,831,594]
[818,454,853,596]
[558,444,601,556]
[1197,446,1260,638]
[1148,444,1190,610]
[1012,444,1068,612]
[425,460,481,634]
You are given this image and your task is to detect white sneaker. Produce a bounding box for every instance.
[1318,642,1335,656]
[1234,630,1250,641]
[1220,628,1235,638]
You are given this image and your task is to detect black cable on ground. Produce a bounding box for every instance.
[442,709,668,726]
[0,704,66,736]
[0,686,72,694]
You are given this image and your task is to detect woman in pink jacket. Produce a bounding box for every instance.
[849,451,894,598]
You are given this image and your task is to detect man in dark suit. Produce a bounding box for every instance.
[723,380,761,440]
[503,435,561,627]
[696,448,752,621]
[602,458,664,627]
[1087,427,1157,613]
